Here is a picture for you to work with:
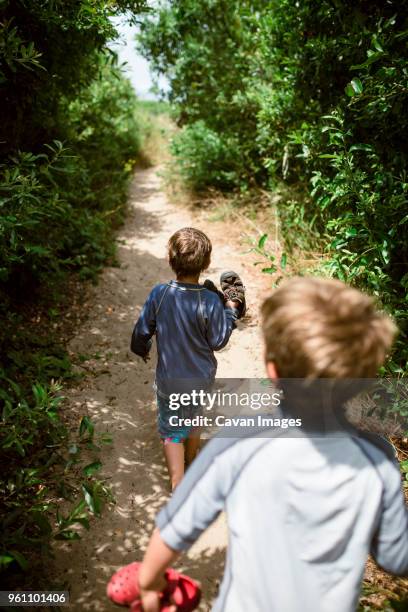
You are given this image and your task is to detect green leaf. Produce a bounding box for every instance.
[351,78,363,94]
[400,460,408,473]
[83,461,102,476]
[319,196,331,209]
[351,51,384,69]
[280,253,287,270]
[349,144,373,153]
[79,415,94,439]
[82,484,95,513]
[261,266,277,274]
[100,433,113,445]
[258,234,268,249]
[345,78,363,97]
[10,550,29,571]
[55,530,81,541]
[68,500,86,520]
[82,483,102,516]
[371,35,384,53]
[345,83,355,97]
[0,554,14,569]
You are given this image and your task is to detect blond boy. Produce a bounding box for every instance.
[138,277,408,612]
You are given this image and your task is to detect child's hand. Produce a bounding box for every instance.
[140,588,161,611]
[225,299,240,310]
[140,584,177,612]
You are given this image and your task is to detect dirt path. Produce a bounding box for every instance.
[52,166,274,610]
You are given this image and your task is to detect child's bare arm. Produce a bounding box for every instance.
[139,528,180,611]
[140,438,238,609]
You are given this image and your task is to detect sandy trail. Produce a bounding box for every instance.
[52,167,274,610]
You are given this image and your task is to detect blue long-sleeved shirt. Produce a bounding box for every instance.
[131,281,237,391]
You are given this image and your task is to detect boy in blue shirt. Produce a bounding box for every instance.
[131,227,245,490]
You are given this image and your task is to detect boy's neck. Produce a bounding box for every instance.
[176,273,200,285]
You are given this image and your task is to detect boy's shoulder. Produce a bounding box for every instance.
[351,431,401,491]
[148,283,225,313]
[352,431,398,465]
[149,283,170,298]
[198,431,399,482]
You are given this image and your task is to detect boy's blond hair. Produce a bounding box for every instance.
[261,277,396,379]
[168,227,212,276]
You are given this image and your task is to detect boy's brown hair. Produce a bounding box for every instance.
[261,277,396,379]
[168,227,212,276]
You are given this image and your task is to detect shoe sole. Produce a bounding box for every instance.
[220,271,246,317]
[220,270,244,290]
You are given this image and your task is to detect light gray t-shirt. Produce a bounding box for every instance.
[156,429,408,612]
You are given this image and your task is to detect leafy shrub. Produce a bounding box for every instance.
[139,0,408,371]
[0,1,148,156]
[0,0,149,579]
[171,121,239,190]
[0,62,142,296]
[138,0,265,189]
[0,373,112,574]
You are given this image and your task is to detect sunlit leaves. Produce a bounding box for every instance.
[345,78,363,97]
[140,0,408,374]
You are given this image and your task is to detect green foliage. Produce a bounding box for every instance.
[0,373,112,574]
[171,121,239,190]
[248,234,278,276]
[0,62,142,294]
[0,1,149,296]
[138,0,265,189]
[401,460,408,487]
[0,0,148,154]
[139,0,408,371]
[0,0,148,581]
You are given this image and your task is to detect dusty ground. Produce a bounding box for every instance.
[51,166,274,610]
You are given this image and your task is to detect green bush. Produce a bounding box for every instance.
[138,0,265,188]
[171,121,239,190]
[0,1,149,298]
[0,372,112,574]
[139,0,408,371]
[0,61,142,296]
[0,0,149,579]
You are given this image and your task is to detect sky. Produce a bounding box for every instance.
[110,16,169,100]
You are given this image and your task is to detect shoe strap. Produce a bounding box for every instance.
[224,287,244,303]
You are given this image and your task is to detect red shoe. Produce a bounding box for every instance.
[107,561,201,611]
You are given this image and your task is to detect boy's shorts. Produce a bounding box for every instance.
[156,393,202,444]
